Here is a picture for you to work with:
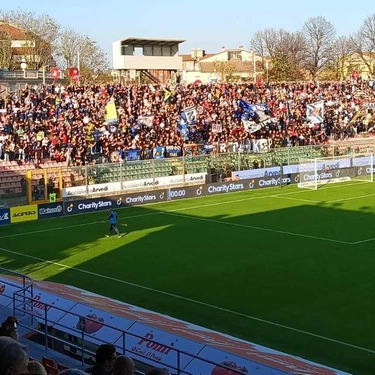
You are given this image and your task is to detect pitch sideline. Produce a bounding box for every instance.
[0,245,374,356]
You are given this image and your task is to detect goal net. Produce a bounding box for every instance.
[298,153,374,190]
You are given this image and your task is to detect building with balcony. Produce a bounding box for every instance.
[112,37,185,84]
[181,46,264,84]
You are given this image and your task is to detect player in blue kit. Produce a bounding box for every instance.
[104,210,126,238]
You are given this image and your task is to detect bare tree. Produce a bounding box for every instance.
[350,14,375,76]
[251,28,306,81]
[0,31,13,69]
[57,27,109,82]
[329,36,354,80]
[302,16,336,79]
[0,10,60,69]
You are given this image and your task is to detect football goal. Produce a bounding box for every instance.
[298,153,374,190]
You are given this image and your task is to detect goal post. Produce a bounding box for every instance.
[298,153,374,190]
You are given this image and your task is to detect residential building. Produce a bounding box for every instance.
[180,47,264,84]
[0,21,40,70]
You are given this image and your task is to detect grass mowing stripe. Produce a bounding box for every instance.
[0,245,374,356]
[163,212,352,244]
[0,183,372,241]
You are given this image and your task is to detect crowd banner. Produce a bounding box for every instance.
[10,204,38,223]
[0,207,11,226]
[124,150,142,162]
[153,147,165,159]
[165,146,182,158]
[38,202,64,220]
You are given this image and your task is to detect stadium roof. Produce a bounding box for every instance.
[116,37,186,47]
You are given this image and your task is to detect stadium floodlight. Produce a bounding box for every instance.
[298,153,374,190]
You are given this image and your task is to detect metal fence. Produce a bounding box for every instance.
[0,271,274,375]
[2,139,375,205]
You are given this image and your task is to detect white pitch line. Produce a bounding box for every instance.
[0,212,161,239]
[1,183,374,241]
[326,193,375,204]
[351,237,375,245]
[0,246,374,355]
[163,212,351,245]
[0,190,318,240]
[269,195,322,204]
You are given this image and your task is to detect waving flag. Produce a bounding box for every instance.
[50,67,60,81]
[69,67,80,82]
[177,119,189,140]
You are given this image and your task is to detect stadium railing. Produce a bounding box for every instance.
[2,137,375,205]
[0,271,275,375]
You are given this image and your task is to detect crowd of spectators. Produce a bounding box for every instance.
[0,337,171,375]
[0,79,375,167]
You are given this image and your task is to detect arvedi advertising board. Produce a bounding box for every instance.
[62,173,207,198]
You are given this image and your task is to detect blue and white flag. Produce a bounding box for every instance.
[306,100,324,125]
[182,106,198,125]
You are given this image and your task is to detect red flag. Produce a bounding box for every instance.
[69,67,80,81]
[50,67,60,81]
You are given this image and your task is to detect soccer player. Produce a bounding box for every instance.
[104,210,124,238]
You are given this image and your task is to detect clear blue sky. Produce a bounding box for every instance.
[2,0,374,64]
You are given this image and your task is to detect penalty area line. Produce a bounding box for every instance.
[0,246,374,354]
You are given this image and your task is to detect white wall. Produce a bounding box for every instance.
[113,55,182,70]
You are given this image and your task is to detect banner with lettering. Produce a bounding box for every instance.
[218,142,239,153]
[252,139,272,153]
[124,150,141,162]
[153,147,165,159]
[211,123,222,133]
[183,144,206,156]
[165,146,182,158]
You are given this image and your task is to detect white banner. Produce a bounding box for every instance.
[252,139,272,153]
[62,173,207,198]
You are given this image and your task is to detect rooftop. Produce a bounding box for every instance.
[115,37,186,47]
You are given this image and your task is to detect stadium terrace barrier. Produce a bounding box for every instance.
[0,156,373,226]
[0,274,350,375]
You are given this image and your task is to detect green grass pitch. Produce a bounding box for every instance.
[1,181,375,374]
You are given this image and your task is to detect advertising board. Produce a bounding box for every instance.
[166,185,203,201]
[0,208,10,226]
[38,202,64,219]
[122,189,167,206]
[203,181,247,195]
[62,173,207,198]
[10,204,38,223]
[64,195,124,215]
